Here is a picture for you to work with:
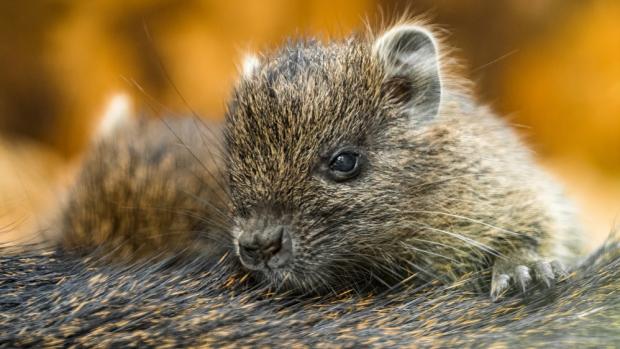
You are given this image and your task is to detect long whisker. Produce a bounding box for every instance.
[158,118,232,203]
[400,241,460,264]
[177,189,233,224]
[120,77,231,204]
[141,20,227,154]
[108,198,232,228]
[410,210,523,237]
[420,224,500,257]
[407,236,469,256]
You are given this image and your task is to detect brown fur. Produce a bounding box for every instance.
[55,117,231,261]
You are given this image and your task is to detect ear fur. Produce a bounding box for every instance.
[96,93,134,138]
[241,53,261,78]
[373,25,441,120]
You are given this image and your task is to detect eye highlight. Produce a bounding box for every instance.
[327,149,363,182]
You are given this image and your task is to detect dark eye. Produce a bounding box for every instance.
[328,150,362,182]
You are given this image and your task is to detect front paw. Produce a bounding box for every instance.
[490,258,568,301]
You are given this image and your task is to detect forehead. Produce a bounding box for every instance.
[226,40,386,162]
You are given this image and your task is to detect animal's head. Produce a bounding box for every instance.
[225,24,444,292]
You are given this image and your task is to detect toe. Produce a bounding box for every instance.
[514,265,532,293]
[533,261,555,288]
[550,260,568,279]
[490,273,511,301]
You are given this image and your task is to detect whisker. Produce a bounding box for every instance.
[158,118,232,202]
[400,241,460,264]
[410,210,523,237]
[176,189,233,224]
[141,20,227,153]
[421,225,500,257]
[121,77,231,205]
[408,236,469,256]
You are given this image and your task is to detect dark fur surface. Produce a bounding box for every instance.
[1,237,619,347]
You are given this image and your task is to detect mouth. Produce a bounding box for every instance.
[240,263,302,291]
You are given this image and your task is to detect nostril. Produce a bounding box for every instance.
[263,240,281,256]
[262,226,284,256]
[238,247,264,272]
[241,244,257,252]
[237,225,293,271]
[266,226,292,269]
[239,242,258,259]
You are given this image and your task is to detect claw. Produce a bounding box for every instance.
[514,265,532,293]
[490,273,511,301]
[550,260,568,279]
[490,258,568,301]
[534,261,555,288]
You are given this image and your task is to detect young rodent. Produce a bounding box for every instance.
[225,21,584,299]
[56,101,231,262]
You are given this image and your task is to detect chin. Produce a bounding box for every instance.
[257,262,374,295]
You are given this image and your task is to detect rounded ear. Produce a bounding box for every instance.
[95,93,134,138]
[373,25,441,121]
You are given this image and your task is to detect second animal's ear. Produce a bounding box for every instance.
[240,53,261,78]
[95,93,134,139]
[373,25,441,121]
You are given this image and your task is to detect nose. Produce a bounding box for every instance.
[237,225,293,270]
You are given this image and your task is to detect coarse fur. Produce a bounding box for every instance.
[224,19,584,298]
[0,236,618,347]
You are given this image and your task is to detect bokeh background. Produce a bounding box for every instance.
[1,0,619,248]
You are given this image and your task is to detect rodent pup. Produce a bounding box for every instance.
[225,21,585,299]
[56,110,231,261]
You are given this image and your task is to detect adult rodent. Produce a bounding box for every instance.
[1,236,618,347]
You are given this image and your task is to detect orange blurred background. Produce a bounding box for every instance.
[0,0,618,248]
